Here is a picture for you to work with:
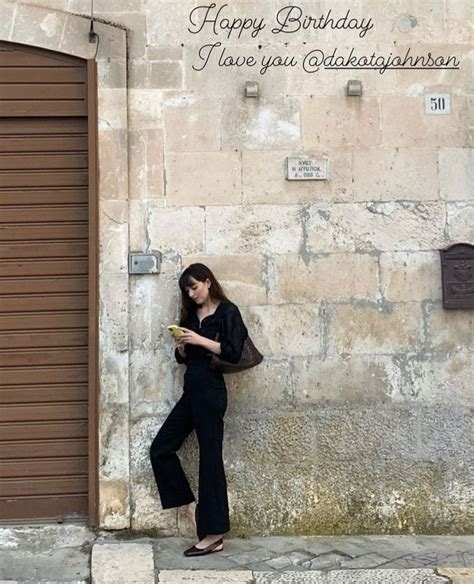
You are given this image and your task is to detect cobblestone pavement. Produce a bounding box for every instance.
[0,525,472,583]
[150,534,473,573]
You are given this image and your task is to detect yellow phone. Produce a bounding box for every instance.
[167,324,184,338]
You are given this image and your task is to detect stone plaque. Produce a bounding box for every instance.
[440,243,474,309]
[286,157,329,181]
[129,252,161,274]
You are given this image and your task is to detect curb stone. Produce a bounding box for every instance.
[157,571,254,583]
[153,570,451,583]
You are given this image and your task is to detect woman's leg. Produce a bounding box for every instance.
[192,387,230,540]
[149,392,196,509]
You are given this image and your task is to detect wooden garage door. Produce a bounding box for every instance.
[0,42,98,523]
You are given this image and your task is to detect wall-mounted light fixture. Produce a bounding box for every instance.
[245,81,259,98]
[89,0,98,44]
[346,79,363,97]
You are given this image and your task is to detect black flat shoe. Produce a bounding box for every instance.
[183,537,224,557]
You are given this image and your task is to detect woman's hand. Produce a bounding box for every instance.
[175,336,187,357]
[178,327,204,347]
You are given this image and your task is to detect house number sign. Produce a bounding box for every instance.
[424,93,451,115]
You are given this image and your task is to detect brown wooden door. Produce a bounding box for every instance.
[0,41,95,522]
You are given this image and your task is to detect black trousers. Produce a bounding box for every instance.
[149,384,230,539]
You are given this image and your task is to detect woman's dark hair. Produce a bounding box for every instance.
[178,263,231,324]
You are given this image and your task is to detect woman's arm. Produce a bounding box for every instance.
[217,306,248,363]
[174,334,189,364]
[199,337,222,355]
[175,345,188,364]
[176,330,222,356]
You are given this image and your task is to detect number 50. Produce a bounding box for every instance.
[430,96,446,111]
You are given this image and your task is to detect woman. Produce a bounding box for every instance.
[149,263,248,557]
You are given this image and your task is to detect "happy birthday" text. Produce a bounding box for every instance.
[188,4,374,40]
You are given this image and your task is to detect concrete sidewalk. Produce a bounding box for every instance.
[0,525,472,583]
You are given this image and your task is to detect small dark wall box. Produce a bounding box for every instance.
[440,243,474,309]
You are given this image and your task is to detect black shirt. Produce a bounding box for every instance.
[174,301,248,368]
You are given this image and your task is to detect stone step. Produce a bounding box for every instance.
[89,542,471,583]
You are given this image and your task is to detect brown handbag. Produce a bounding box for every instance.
[210,330,264,374]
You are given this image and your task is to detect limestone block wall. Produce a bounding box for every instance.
[8,0,473,534]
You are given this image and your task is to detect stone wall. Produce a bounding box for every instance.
[7,0,473,534]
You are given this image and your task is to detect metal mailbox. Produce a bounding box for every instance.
[440,243,474,309]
